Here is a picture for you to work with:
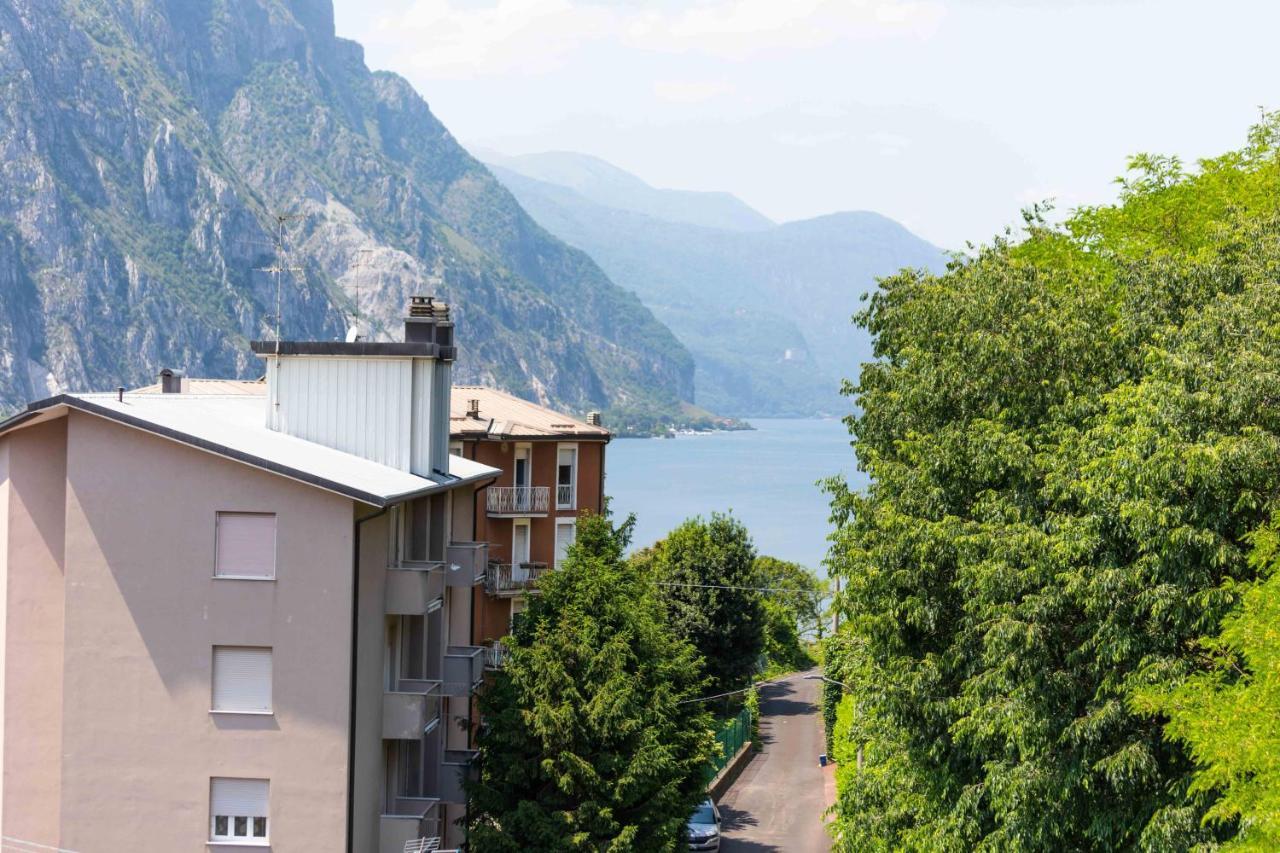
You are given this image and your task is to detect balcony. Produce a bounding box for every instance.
[556,483,574,509]
[383,679,443,740]
[445,541,488,588]
[379,798,441,853]
[483,641,508,670]
[486,486,549,517]
[439,749,478,804]
[485,561,549,597]
[385,561,445,615]
[442,645,485,697]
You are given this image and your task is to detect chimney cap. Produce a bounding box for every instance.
[159,368,185,394]
[409,295,449,320]
[467,398,481,418]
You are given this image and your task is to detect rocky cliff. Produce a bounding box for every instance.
[0,0,694,420]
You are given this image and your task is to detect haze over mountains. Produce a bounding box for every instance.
[481,150,947,417]
[0,0,691,423]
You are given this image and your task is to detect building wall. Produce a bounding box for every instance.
[56,412,355,852]
[353,508,391,853]
[460,438,606,646]
[0,418,67,845]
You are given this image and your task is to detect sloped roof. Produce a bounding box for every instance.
[450,386,610,440]
[0,391,498,507]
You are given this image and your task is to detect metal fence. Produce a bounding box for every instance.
[707,707,753,779]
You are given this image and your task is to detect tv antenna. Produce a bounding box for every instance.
[254,211,304,355]
[350,246,375,342]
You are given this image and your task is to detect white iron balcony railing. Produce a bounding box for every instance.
[556,484,573,508]
[483,641,508,670]
[486,486,550,516]
[485,561,549,596]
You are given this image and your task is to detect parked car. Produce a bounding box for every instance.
[686,797,722,851]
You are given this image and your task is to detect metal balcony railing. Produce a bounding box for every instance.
[484,561,549,596]
[442,646,485,696]
[486,486,549,515]
[556,484,573,508]
[383,679,443,740]
[483,641,508,670]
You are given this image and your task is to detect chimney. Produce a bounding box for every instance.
[159,368,185,394]
[587,411,601,427]
[467,399,481,419]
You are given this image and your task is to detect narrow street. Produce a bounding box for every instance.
[718,671,832,852]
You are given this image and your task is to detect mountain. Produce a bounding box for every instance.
[478,149,775,232]
[0,0,694,427]
[483,159,947,417]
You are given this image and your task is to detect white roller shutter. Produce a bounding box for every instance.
[555,521,576,569]
[215,513,277,578]
[212,647,272,712]
[211,777,268,817]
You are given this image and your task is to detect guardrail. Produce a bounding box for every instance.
[485,561,549,596]
[486,486,549,515]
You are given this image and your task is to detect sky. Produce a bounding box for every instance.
[332,0,1280,249]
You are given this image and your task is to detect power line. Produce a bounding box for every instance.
[655,581,813,594]
[676,670,821,705]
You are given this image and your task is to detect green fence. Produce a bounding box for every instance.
[707,707,753,779]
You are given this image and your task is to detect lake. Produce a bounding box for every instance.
[605,418,867,570]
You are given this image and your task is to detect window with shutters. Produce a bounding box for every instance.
[215,513,277,579]
[211,647,272,714]
[556,445,577,509]
[555,520,577,570]
[210,777,268,844]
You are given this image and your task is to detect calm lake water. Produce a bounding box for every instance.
[605,418,868,571]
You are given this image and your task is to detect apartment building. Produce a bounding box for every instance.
[0,299,497,853]
[449,388,610,654]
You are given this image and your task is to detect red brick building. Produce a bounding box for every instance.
[449,388,610,651]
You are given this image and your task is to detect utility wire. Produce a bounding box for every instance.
[655,581,812,594]
[676,670,822,705]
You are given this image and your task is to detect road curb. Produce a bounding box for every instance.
[708,740,755,800]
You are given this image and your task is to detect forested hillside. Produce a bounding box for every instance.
[824,117,1280,850]
[0,0,693,424]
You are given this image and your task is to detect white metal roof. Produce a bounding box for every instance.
[1,392,499,507]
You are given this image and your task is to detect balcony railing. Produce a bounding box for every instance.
[556,484,574,508]
[446,541,488,587]
[439,749,478,804]
[483,641,508,670]
[385,561,446,615]
[383,679,443,740]
[485,561,549,597]
[442,646,485,696]
[379,798,441,853]
[486,486,549,516]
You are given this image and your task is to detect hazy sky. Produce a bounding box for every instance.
[332,0,1280,249]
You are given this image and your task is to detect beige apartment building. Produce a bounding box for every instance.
[0,299,498,852]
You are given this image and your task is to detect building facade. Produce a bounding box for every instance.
[0,299,496,852]
[448,388,610,655]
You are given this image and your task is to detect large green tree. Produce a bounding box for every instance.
[470,513,717,851]
[754,556,825,670]
[826,116,1280,850]
[639,513,766,697]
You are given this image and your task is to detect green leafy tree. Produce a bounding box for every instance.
[825,115,1280,850]
[639,513,766,697]
[754,555,828,639]
[470,513,717,851]
[1133,519,1280,850]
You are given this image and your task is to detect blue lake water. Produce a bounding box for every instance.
[605,418,868,571]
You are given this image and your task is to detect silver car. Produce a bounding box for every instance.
[686,797,722,851]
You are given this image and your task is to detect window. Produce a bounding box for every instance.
[212,647,272,713]
[396,738,425,797]
[215,513,277,579]
[210,778,268,843]
[556,446,577,509]
[449,440,463,456]
[555,520,577,570]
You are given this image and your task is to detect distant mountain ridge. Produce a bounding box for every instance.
[478,149,775,232]
[0,0,693,425]
[482,153,947,417]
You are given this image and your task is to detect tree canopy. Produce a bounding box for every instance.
[638,513,766,697]
[470,513,717,851]
[825,115,1280,850]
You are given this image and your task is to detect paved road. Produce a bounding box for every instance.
[718,671,831,852]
